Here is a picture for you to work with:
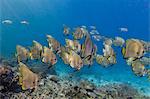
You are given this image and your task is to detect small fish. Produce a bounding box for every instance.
[81,25,87,29]
[113,37,125,47]
[59,46,72,64]
[16,45,30,62]
[131,60,146,77]
[89,26,96,30]
[119,27,128,32]
[60,49,70,64]
[30,40,43,60]
[90,30,99,35]
[81,33,97,65]
[96,55,110,67]
[103,44,114,57]
[73,27,87,40]
[2,20,13,24]
[65,39,81,53]
[92,35,101,41]
[68,50,83,70]
[59,47,83,70]
[104,39,113,46]
[96,54,104,65]
[41,46,57,67]
[47,35,61,54]
[81,34,92,57]
[18,62,39,90]
[20,20,29,25]
[100,40,117,66]
[122,39,145,59]
[107,55,116,65]
[63,24,70,36]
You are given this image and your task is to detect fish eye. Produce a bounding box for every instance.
[142,51,145,54]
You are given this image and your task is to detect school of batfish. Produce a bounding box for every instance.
[15,25,150,90]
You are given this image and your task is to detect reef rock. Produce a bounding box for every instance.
[0,63,20,93]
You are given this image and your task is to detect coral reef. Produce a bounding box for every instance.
[0,59,149,99]
[0,62,20,95]
[2,74,149,99]
[1,25,150,98]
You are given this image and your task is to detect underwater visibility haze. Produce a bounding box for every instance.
[0,0,150,98]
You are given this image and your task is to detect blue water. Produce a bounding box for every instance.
[1,0,150,96]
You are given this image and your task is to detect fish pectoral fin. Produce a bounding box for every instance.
[121,47,126,56]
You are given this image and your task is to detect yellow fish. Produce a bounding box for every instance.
[131,60,146,77]
[73,27,87,40]
[47,35,61,54]
[63,24,70,36]
[122,39,145,59]
[59,47,83,70]
[60,51,70,64]
[30,40,43,60]
[18,62,38,90]
[16,45,30,62]
[81,33,97,65]
[68,50,83,70]
[41,46,57,67]
[65,39,81,53]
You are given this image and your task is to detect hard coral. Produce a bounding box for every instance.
[0,64,20,92]
[18,62,39,90]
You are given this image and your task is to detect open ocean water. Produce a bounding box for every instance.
[1,0,150,97]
